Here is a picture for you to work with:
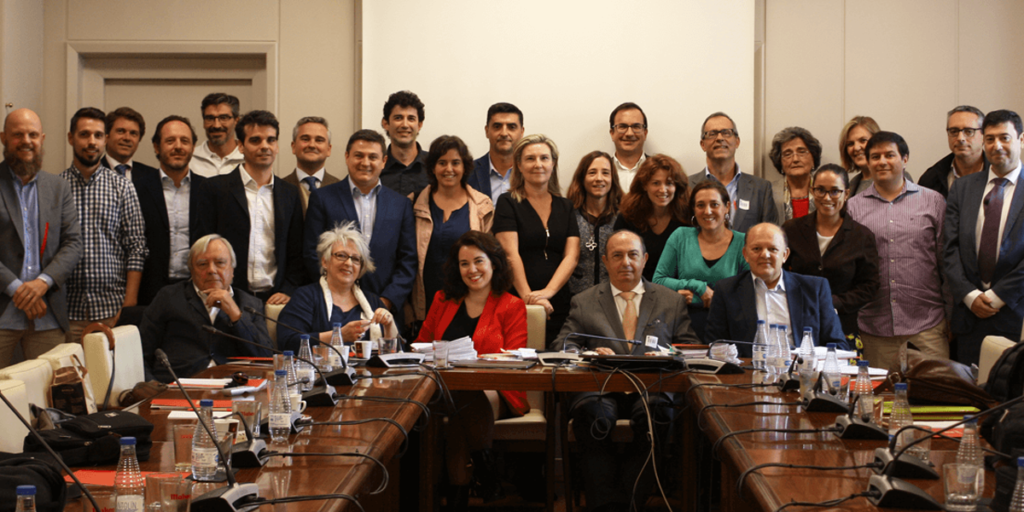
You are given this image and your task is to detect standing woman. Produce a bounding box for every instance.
[840,116,881,195]
[769,127,823,222]
[566,150,623,294]
[493,134,580,342]
[614,154,691,282]
[410,135,493,326]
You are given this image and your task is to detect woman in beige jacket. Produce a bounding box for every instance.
[409,135,494,323]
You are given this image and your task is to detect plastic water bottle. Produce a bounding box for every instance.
[889,382,913,450]
[822,343,842,396]
[269,369,293,442]
[281,350,298,388]
[956,416,982,468]
[1009,456,1024,512]
[799,327,814,362]
[296,335,316,392]
[114,437,144,511]
[329,323,345,368]
[852,360,874,422]
[15,485,35,512]
[774,325,791,377]
[765,324,781,380]
[752,320,768,370]
[191,399,219,481]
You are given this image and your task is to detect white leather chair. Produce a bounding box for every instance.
[265,303,285,351]
[82,325,145,408]
[38,343,96,414]
[0,359,54,412]
[978,336,1017,385]
[0,379,30,453]
[493,304,548,441]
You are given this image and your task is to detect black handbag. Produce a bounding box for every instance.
[24,410,154,465]
[0,454,67,512]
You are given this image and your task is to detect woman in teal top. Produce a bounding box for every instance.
[654,180,748,340]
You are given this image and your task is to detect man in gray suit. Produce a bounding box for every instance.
[689,112,779,233]
[283,116,339,215]
[0,109,83,366]
[552,230,698,512]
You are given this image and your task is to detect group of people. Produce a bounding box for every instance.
[2,89,1022,511]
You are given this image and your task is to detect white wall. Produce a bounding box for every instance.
[0,0,44,114]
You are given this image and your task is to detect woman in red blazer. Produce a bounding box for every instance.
[415,230,528,503]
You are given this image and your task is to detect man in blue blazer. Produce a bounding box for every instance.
[706,223,845,357]
[304,129,416,317]
[467,103,524,204]
[944,109,1024,365]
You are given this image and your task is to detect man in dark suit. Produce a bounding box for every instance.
[553,230,698,512]
[689,112,779,233]
[133,115,207,306]
[920,105,989,198]
[304,129,416,317]
[140,234,272,382]
[0,109,83,367]
[103,107,160,181]
[944,109,1024,365]
[198,110,305,304]
[706,223,845,355]
[282,116,339,215]
[467,102,524,204]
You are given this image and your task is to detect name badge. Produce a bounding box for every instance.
[739,199,750,210]
[645,335,660,349]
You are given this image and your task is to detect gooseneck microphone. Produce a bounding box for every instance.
[155,349,261,512]
[201,325,338,407]
[243,306,356,385]
[832,393,890,440]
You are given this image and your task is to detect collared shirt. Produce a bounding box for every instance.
[239,168,277,293]
[964,162,1021,309]
[193,282,234,324]
[380,143,428,196]
[614,153,647,191]
[1,168,58,330]
[104,155,134,180]
[948,160,964,192]
[61,164,148,321]
[609,280,646,324]
[297,168,326,192]
[349,178,382,243]
[161,169,192,279]
[191,141,244,178]
[703,165,742,218]
[753,272,794,347]
[488,157,512,204]
[846,178,947,337]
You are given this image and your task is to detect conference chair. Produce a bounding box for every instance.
[82,324,145,409]
[0,379,30,453]
[0,359,54,414]
[265,303,285,351]
[978,336,1017,386]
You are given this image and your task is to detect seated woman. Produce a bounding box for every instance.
[415,230,529,503]
[769,127,823,222]
[277,222,398,353]
[614,154,691,282]
[783,164,879,344]
[654,180,748,340]
[566,150,623,294]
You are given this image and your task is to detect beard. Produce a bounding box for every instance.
[4,144,43,179]
[74,148,101,168]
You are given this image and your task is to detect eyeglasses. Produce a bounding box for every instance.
[613,123,646,134]
[781,147,810,160]
[702,129,737,140]
[812,187,845,199]
[203,114,235,123]
[331,252,361,264]
[947,127,981,138]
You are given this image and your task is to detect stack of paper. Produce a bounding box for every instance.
[410,337,478,361]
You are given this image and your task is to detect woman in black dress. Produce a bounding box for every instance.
[493,134,580,343]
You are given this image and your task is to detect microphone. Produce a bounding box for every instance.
[538,332,584,365]
[777,355,801,392]
[803,371,850,413]
[155,349,261,512]
[244,306,356,386]
[832,393,889,440]
[226,409,269,469]
[201,325,338,407]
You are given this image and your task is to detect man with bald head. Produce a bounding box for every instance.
[706,223,845,355]
[0,109,83,366]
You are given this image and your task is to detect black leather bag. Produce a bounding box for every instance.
[24,410,154,465]
[0,454,67,512]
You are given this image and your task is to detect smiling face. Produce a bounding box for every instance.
[323,240,363,290]
[518,142,554,188]
[743,224,789,287]
[239,123,279,172]
[610,108,647,156]
[693,188,729,232]
[202,103,238,147]
[867,141,908,188]
[154,120,195,174]
[1,109,45,179]
[845,125,872,170]
[583,156,613,200]
[983,121,1024,176]
[381,105,422,148]
[485,113,523,156]
[699,115,740,162]
[458,245,494,294]
[106,117,141,163]
[191,239,234,292]
[811,170,847,219]
[291,122,332,172]
[781,137,813,178]
[645,168,676,209]
[602,231,647,292]
[68,118,106,169]
[346,139,386,193]
[433,148,465,189]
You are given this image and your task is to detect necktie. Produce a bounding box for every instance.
[979,177,1008,284]
[115,164,129,176]
[302,176,318,192]
[620,291,638,341]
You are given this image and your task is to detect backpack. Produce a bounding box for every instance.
[984,341,1024,403]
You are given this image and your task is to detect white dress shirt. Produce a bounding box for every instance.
[753,272,794,347]
[240,168,277,293]
[161,169,193,279]
[349,179,382,243]
[609,280,646,329]
[614,153,646,191]
[104,155,134,180]
[964,162,1021,309]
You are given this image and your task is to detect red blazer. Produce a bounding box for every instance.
[416,291,530,416]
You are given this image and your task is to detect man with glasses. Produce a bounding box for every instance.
[608,102,648,189]
[689,112,779,233]
[191,93,245,177]
[920,106,989,198]
[944,109,1024,365]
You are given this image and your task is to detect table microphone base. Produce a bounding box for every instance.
[778,376,800,392]
[321,366,357,386]
[834,415,890,440]
[804,392,850,413]
[231,438,269,468]
[873,447,938,479]
[302,385,338,407]
[866,474,942,510]
[188,482,261,512]
[538,352,580,366]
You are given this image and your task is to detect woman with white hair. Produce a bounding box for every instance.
[277,222,398,352]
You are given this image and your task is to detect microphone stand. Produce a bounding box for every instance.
[832,393,890,440]
[244,306,356,386]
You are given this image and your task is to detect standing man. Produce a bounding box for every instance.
[60,107,148,343]
[133,115,207,306]
[609,102,648,190]
[379,90,428,196]
[847,131,949,368]
[199,110,304,305]
[0,109,83,366]
[468,102,524,203]
[191,93,244,177]
[283,116,339,214]
[688,112,779,233]
[944,109,1024,365]
[920,106,989,198]
[103,107,159,181]
[304,129,416,318]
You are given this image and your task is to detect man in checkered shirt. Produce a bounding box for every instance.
[61,107,148,343]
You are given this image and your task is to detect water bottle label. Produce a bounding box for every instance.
[191,447,218,468]
[115,496,144,512]
[270,413,291,429]
[329,353,341,366]
[300,368,314,382]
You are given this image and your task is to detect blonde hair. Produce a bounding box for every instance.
[838,116,880,171]
[509,134,562,201]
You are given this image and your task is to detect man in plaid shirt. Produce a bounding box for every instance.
[61,107,148,343]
